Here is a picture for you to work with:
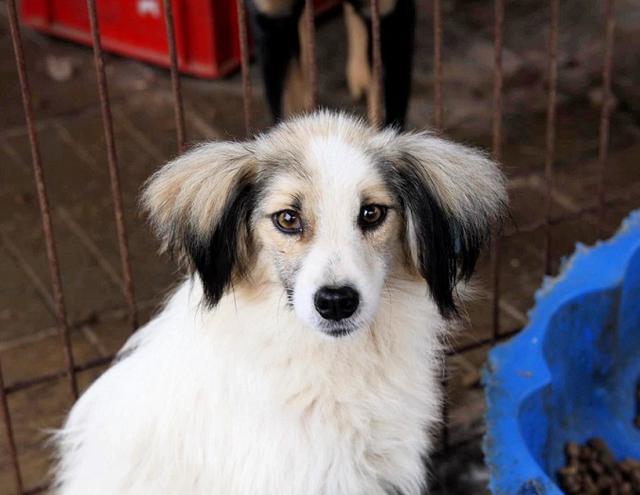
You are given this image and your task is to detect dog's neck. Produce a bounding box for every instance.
[171,276,447,401]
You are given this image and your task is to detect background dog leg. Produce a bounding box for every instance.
[379,0,415,129]
[283,14,314,117]
[344,2,371,101]
[247,0,305,123]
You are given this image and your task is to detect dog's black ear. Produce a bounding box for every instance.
[142,142,258,307]
[380,132,507,317]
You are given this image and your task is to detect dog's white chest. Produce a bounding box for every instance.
[54,281,441,495]
[198,350,434,495]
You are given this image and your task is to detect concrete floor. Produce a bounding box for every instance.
[1,0,639,493]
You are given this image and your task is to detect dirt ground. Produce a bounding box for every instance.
[0,0,639,493]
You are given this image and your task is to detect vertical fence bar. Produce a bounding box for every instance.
[162,0,186,152]
[543,0,559,275]
[491,0,504,342]
[369,0,383,128]
[432,0,444,131]
[236,0,253,135]
[492,0,504,163]
[86,0,138,332]
[0,360,23,494]
[597,0,616,235]
[6,0,78,400]
[302,0,318,108]
[432,0,447,449]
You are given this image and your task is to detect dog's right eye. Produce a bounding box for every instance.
[273,210,303,235]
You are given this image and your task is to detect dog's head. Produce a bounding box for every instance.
[143,112,506,337]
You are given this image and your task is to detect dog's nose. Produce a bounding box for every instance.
[314,286,360,321]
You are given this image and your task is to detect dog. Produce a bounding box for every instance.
[247,0,415,129]
[53,111,506,494]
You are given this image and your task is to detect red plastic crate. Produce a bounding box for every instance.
[20,0,342,79]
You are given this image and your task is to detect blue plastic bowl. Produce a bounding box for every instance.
[483,210,640,495]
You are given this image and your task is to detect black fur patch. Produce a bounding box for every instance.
[246,0,305,122]
[186,173,257,307]
[382,154,486,318]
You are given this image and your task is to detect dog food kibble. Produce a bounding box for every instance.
[558,438,640,494]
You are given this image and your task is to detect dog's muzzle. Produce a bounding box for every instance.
[313,286,359,321]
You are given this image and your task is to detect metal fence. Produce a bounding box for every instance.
[0,0,628,493]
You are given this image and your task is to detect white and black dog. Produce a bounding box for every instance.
[248,0,415,128]
[53,111,506,494]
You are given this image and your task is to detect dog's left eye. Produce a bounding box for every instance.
[273,210,303,234]
[358,205,387,230]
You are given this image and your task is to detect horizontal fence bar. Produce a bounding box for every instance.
[5,185,635,394]
[23,483,47,495]
[447,327,522,357]
[2,320,536,398]
[504,188,638,237]
[5,355,114,396]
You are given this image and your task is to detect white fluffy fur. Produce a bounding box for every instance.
[55,277,444,495]
[53,111,506,495]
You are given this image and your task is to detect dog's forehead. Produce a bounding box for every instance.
[256,115,392,203]
[305,134,372,181]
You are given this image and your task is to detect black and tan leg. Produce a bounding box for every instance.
[246,0,311,123]
[344,0,415,129]
[344,2,371,101]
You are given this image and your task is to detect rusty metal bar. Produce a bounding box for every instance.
[492,0,504,162]
[6,0,78,401]
[8,172,640,400]
[433,0,449,448]
[369,0,383,128]
[86,0,138,332]
[0,359,23,494]
[302,0,318,108]
[490,0,504,342]
[2,318,528,400]
[23,484,47,495]
[236,0,253,135]
[543,0,559,275]
[162,0,186,152]
[6,355,115,396]
[432,0,444,131]
[447,327,522,357]
[440,0,456,432]
[490,241,502,340]
[597,0,616,235]
[505,187,638,237]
